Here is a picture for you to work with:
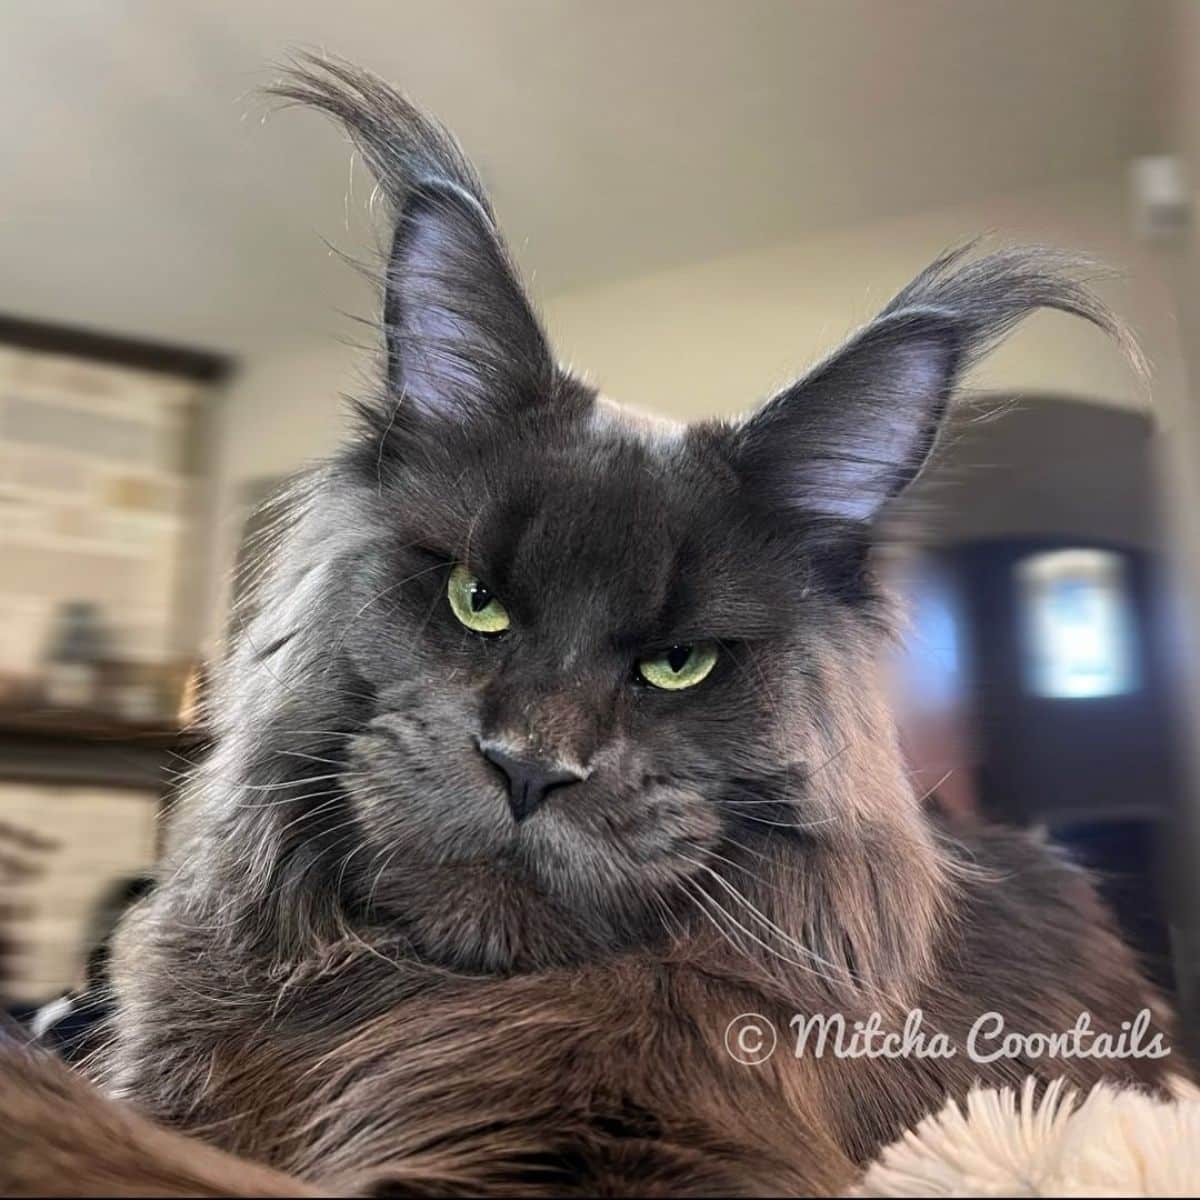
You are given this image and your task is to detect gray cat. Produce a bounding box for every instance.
[0,57,1176,1198]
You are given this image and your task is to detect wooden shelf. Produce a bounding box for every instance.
[0,706,202,742]
[0,707,209,792]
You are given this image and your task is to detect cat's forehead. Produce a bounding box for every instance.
[467,402,775,640]
[493,413,692,583]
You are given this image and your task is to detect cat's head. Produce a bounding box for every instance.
[204,59,1128,984]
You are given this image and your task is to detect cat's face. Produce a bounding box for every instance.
[224,60,1124,978]
[325,391,840,970]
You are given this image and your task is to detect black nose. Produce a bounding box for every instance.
[478,742,584,822]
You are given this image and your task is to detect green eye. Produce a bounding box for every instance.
[637,642,718,690]
[447,564,511,635]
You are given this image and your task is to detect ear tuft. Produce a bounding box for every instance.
[733,243,1140,526]
[879,242,1144,375]
[268,55,555,422]
[267,54,494,231]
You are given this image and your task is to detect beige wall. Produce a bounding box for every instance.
[202,338,364,643]
[547,175,1178,421]
[203,171,1185,640]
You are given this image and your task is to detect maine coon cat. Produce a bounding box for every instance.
[0,57,1177,1197]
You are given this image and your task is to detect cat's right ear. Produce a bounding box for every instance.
[269,57,556,424]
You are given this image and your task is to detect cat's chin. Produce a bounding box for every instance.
[369,860,660,974]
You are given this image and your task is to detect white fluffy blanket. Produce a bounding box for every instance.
[857,1076,1200,1197]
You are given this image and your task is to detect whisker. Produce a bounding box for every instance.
[682,875,838,984]
[234,773,345,795]
[676,876,750,962]
[365,841,405,914]
[727,810,840,831]
[683,856,845,977]
[698,846,777,888]
[233,788,346,812]
[274,795,350,834]
[275,750,347,768]
[718,833,801,872]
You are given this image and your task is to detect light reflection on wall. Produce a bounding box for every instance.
[1018,548,1138,699]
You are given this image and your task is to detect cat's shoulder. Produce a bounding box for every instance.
[935,819,1159,1006]
[941,819,1114,929]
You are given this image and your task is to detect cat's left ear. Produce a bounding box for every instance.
[270,56,555,422]
[730,246,1135,526]
[732,308,963,524]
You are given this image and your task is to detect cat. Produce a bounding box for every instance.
[0,56,1178,1197]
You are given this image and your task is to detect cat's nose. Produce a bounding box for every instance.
[477,740,585,822]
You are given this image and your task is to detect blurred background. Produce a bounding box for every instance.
[2,0,1200,1049]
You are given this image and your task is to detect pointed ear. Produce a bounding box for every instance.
[734,309,963,523]
[269,56,555,421]
[382,182,555,418]
[731,245,1137,526]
